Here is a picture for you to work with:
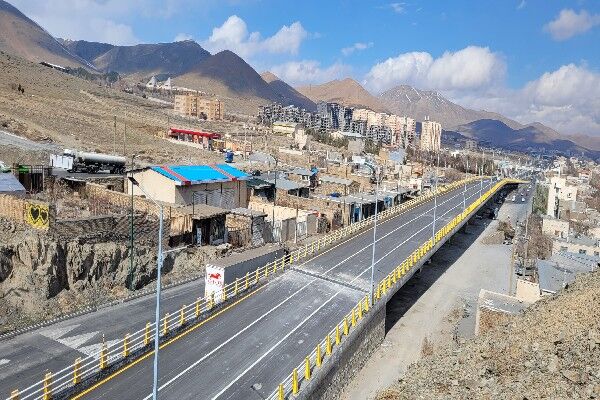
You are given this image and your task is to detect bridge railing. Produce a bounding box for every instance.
[269,178,519,400]
[5,176,489,400]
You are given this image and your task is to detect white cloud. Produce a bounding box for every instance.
[341,42,374,56]
[390,3,405,14]
[10,0,142,45]
[544,9,600,41]
[201,15,307,58]
[455,64,600,135]
[364,46,504,93]
[174,33,194,42]
[270,60,351,86]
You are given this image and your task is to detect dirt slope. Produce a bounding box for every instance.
[296,78,389,112]
[377,270,600,400]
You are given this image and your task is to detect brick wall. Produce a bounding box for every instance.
[0,194,53,229]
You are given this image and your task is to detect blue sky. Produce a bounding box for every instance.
[11,0,600,135]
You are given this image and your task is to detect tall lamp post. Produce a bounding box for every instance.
[432,153,440,241]
[127,154,137,290]
[128,176,163,400]
[368,163,381,305]
[463,155,469,210]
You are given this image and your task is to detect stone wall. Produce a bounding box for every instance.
[298,307,386,400]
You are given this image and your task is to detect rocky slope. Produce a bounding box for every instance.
[261,71,316,111]
[377,270,600,400]
[0,219,214,333]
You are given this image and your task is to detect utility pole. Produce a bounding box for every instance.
[123,107,127,157]
[272,157,278,242]
[128,154,136,290]
[113,115,117,154]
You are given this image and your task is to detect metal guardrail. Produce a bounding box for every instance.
[269,178,523,400]
[5,176,486,400]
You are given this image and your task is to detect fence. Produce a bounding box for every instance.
[4,176,490,400]
[268,178,522,399]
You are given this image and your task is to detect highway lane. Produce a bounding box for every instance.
[0,278,205,395]
[76,180,497,400]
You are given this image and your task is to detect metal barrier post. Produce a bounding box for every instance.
[245,272,249,289]
[145,322,151,345]
[304,357,311,380]
[179,305,185,326]
[316,344,322,367]
[335,325,341,345]
[234,278,239,295]
[255,269,259,284]
[278,383,284,400]
[163,313,169,336]
[221,287,227,302]
[351,308,356,327]
[100,339,107,370]
[364,295,369,312]
[73,357,81,385]
[326,334,332,355]
[123,333,130,357]
[43,372,52,400]
[10,390,19,400]
[343,317,349,335]
[292,368,299,394]
[195,299,200,318]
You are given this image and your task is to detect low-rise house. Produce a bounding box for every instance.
[317,175,360,196]
[288,167,318,188]
[0,172,26,197]
[128,164,249,208]
[552,235,600,256]
[226,207,270,247]
[259,172,310,198]
[541,215,570,238]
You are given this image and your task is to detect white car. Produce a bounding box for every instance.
[521,196,525,202]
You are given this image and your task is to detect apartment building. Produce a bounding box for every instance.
[174,94,224,121]
[420,117,442,152]
[547,176,578,218]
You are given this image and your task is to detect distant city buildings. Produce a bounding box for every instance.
[258,101,432,150]
[174,94,224,121]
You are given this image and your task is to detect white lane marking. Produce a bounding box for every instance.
[39,324,80,340]
[210,182,495,398]
[304,182,487,277]
[0,359,10,367]
[56,331,100,350]
[210,293,341,399]
[78,339,121,358]
[141,274,332,399]
[142,182,492,398]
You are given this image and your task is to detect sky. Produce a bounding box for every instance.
[10,0,600,136]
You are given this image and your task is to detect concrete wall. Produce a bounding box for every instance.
[298,307,385,400]
[0,194,53,229]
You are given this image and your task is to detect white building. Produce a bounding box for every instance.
[420,117,442,152]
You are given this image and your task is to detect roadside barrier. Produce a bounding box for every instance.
[4,176,492,400]
[269,178,522,399]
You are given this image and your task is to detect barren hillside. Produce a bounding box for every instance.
[377,269,600,400]
[0,51,226,165]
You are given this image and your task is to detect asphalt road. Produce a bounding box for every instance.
[0,180,499,399]
[56,179,496,400]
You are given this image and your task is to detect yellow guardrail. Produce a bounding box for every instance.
[270,178,520,399]
[6,176,488,400]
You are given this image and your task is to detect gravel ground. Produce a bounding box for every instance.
[340,194,528,400]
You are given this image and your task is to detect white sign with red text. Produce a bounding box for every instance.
[205,265,225,303]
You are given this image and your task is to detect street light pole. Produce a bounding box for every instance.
[369,165,380,306]
[128,177,163,400]
[432,153,439,241]
[128,154,137,290]
[463,156,468,210]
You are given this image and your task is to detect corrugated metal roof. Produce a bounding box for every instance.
[0,173,26,193]
[150,164,249,186]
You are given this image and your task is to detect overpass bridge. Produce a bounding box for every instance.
[2,177,524,400]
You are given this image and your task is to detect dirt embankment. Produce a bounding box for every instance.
[377,269,600,400]
[0,220,216,333]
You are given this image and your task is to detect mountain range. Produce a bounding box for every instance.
[0,0,596,158]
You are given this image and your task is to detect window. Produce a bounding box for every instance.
[560,246,568,252]
[595,251,599,256]
[579,249,587,255]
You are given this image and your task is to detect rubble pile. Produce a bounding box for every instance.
[377,270,600,399]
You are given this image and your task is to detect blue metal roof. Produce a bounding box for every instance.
[150,164,249,186]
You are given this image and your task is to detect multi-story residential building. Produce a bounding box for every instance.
[420,117,442,152]
[317,102,343,130]
[350,119,368,136]
[547,176,578,218]
[174,94,224,121]
[367,125,393,144]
